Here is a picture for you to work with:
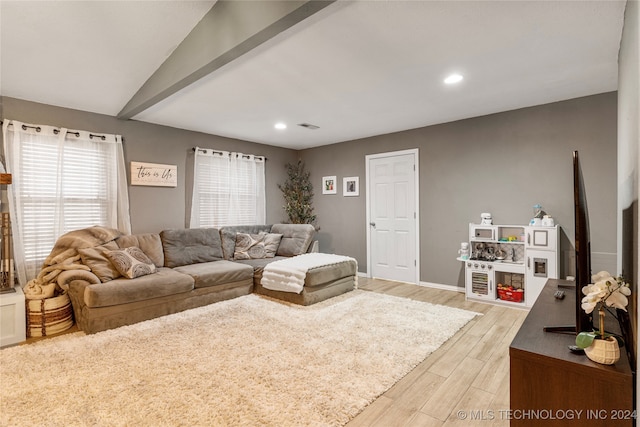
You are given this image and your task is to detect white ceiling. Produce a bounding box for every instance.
[0,1,627,150]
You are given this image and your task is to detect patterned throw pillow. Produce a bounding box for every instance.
[234,233,283,259]
[234,233,266,260]
[105,247,157,279]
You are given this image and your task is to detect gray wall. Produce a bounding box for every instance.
[1,97,298,233]
[2,93,618,289]
[301,93,618,287]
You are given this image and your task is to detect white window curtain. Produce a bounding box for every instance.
[190,148,265,228]
[1,120,131,286]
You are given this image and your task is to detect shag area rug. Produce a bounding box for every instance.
[0,290,478,427]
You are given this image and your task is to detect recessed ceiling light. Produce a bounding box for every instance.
[274,122,287,130]
[444,73,464,84]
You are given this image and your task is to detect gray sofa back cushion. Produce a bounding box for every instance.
[160,228,223,268]
[116,233,164,268]
[219,225,272,260]
[270,224,315,257]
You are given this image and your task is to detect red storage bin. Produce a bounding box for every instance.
[497,287,524,303]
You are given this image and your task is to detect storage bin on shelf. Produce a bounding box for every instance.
[497,284,524,303]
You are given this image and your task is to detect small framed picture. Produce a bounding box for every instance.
[343,176,359,197]
[322,176,337,194]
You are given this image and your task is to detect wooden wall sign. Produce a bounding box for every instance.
[130,162,177,187]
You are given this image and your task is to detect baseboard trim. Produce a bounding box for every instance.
[359,272,463,293]
[418,281,464,293]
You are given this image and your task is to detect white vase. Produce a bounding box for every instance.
[584,336,620,365]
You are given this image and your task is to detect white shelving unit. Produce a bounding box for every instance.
[461,223,559,308]
[0,286,26,348]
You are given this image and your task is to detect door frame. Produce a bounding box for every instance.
[365,148,420,284]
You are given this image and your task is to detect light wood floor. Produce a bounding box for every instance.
[347,277,529,427]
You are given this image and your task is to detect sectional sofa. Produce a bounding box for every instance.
[66,224,357,334]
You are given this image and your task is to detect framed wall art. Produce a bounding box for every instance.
[322,176,337,194]
[343,177,359,196]
[130,161,177,187]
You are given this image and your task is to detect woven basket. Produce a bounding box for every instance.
[26,292,74,337]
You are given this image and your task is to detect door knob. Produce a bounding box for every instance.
[370,222,376,227]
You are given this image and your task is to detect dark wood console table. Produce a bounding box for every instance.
[510,279,634,426]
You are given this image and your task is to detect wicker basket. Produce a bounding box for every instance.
[26,292,74,337]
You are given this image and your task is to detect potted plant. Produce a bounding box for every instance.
[278,160,318,228]
[575,271,631,364]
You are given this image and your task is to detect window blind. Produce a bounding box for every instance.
[19,141,113,262]
[190,149,265,228]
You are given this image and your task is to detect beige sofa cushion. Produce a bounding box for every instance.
[173,260,253,289]
[270,224,315,256]
[116,233,164,268]
[84,267,194,308]
[160,228,223,268]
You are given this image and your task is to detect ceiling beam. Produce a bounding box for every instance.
[117,0,335,120]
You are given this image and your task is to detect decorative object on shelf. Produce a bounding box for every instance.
[480,212,492,225]
[322,176,337,195]
[343,176,359,197]
[541,215,555,226]
[575,271,631,365]
[458,242,469,260]
[529,204,548,226]
[278,160,317,228]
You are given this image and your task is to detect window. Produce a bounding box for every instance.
[190,148,265,228]
[2,121,131,285]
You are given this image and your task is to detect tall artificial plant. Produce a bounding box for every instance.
[278,160,317,228]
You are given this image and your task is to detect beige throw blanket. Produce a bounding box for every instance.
[261,253,356,294]
[23,226,122,299]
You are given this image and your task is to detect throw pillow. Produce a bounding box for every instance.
[263,233,283,258]
[234,233,268,260]
[271,224,315,257]
[105,247,157,279]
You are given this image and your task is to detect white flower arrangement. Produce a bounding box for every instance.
[581,271,631,314]
[576,271,631,350]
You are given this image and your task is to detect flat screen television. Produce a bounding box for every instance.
[544,150,592,334]
[572,150,594,333]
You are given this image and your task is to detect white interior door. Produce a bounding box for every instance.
[367,150,419,284]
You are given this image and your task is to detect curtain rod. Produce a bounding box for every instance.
[1,120,108,140]
[192,147,267,161]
